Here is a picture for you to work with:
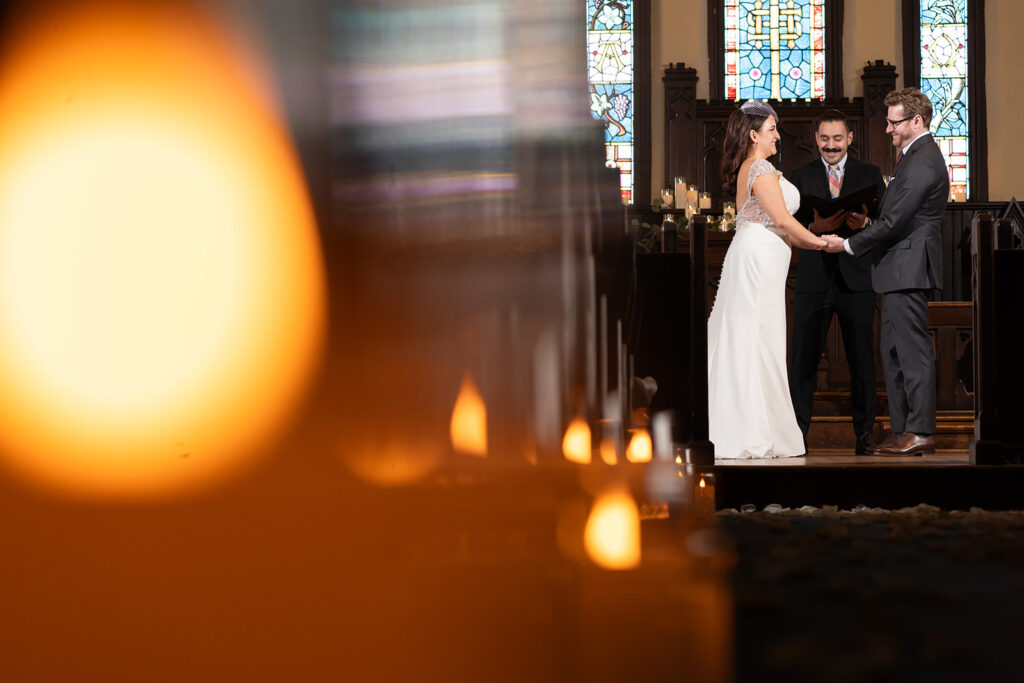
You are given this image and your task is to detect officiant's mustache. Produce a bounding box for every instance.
[823,148,844,154]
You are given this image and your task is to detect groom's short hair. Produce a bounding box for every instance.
[884,87,934,128]
[815,109,849,132]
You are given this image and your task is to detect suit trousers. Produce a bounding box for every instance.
[880,290,936,435]
[789,282,878,440]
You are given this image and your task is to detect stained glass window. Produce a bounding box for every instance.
[587,0,634,204]
[723,0,826,101]
[920,0,968,198]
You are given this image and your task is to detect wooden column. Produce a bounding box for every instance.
[860,61,899,176]
[687,215,714,465]
[663,64,699,193]
[970,212,1001,464]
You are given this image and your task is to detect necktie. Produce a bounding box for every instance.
[828,164,841,198]
[895,150,904,167]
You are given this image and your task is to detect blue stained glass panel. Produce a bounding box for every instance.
[921,0,969,197]
[726,0,826,101]
[590,84,633,144]
[921,78,968,137]
[587,0,634,203]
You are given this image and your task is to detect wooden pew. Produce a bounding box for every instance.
[970,211,1024,464]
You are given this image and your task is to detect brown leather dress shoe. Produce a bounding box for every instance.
[875,433,935,457]
[867,433,902,455]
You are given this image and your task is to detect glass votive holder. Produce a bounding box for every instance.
[699,191,711,210]
[722,201,736,230]
[660,188,674,208]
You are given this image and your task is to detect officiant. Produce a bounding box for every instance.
[788,109,887,455]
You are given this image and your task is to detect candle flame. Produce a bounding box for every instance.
[599,437,618,465]
[625,429,652,463]
[699,476,706,488]
[0,1,324,499]
[450,374,487,457]
[562,416,591,464]
[675,454,683,464]
[584,487,641,570]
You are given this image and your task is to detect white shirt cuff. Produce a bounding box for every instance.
[843,239,854,255]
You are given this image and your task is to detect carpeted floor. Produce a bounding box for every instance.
[720,504,1024,682]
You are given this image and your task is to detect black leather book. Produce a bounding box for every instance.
[795,183,880,224]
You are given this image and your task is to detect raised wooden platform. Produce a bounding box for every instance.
[710,450,1024,512]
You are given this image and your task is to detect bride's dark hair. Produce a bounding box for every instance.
[720,100,778,196]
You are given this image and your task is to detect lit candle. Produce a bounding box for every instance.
[699,191,711,210]
[722,201,736,224]
[686,183,698,206]
[693,472,716,523]
[660,188,674,208]
[674,176,687,209]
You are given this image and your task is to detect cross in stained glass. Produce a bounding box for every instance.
[745,0,805,99]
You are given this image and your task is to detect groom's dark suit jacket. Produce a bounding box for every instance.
[790,156,887,292]
[848,134,948,292]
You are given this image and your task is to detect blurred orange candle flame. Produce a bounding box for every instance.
[625,429,652,463]
[599,437,618,465]
[450,374,487,457]
[584,487,641,569]
[0,1,325,499]
[562,416,591,464]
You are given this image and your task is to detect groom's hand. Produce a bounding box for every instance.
[821,234,846,253]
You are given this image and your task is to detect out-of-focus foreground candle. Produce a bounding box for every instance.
[563,416,592,464]
[0,1,325,499]
[584,486,641,569]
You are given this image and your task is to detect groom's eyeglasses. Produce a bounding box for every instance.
[884,115,916,127]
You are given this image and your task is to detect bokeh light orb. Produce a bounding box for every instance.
[0,1,325,498]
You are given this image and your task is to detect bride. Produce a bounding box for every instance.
[708,100,830,459]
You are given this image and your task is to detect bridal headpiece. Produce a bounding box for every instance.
[740,98,778,122]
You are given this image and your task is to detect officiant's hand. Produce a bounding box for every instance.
[846,203,870,230]
[810,208,849,234]
[821,234,846,253]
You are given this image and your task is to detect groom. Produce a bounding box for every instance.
[823,87,949,456]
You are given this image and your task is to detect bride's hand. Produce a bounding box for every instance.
[820,234,845,253]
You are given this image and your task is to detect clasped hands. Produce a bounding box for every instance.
[820,234,846,252]
[812,203,870,253]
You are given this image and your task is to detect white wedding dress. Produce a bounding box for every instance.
[707,158,805,459]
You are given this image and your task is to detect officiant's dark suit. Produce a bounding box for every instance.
[844,88,949,456]
[789,141,886,454]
